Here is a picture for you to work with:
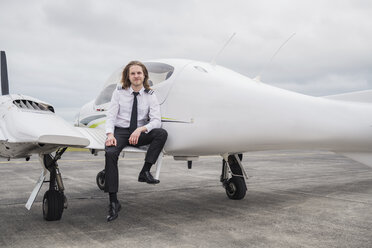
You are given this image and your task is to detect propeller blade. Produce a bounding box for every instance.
[1,51,10,95]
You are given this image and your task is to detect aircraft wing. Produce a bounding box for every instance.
[0,94,95,158]
[74,127,106,150]
[323,89,372,103]
[75,127,150,153]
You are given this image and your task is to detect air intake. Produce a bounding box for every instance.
[13,100,55,113]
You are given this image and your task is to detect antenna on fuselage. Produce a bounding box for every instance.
[210,32,236,67]
[254,32,296,82]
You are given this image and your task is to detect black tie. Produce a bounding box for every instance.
[129,92,139,133]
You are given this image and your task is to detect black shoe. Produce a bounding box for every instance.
[107,201,121,222]
[138,171,160,184]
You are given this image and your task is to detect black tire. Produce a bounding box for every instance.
[43,190,64,221]
[96,170,105,191]
[225,177,246,200]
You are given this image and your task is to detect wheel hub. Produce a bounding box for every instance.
[226,181,237,196]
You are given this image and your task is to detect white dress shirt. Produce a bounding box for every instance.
[105,85,161,134]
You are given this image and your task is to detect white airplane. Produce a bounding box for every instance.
[1,50,372,221]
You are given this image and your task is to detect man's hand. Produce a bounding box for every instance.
[105,133,117,146]
[129,126,147,145]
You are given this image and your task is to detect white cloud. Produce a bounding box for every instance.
[1,0,372,121]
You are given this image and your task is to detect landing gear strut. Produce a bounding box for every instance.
[42,147,68,221]
[221,154,247,200]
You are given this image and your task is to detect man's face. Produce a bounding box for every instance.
[129,65,145,88]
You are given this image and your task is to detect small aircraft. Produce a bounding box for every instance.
[1,50,372,221]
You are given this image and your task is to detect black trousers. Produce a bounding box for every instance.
[104,127,168,193]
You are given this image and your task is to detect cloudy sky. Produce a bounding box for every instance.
[1,0,372,122]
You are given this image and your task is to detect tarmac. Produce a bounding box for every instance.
[0,150,371,248]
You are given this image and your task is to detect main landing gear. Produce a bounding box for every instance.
[25,148,68,221]
[221,154,248,200]
[96,169,105,190]
[41,148,68,221]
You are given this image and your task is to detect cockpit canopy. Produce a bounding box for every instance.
[145,62,174,86]
[94,62,174,106]
[94,84,117,106]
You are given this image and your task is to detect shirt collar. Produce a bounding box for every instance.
[129,86,144,96]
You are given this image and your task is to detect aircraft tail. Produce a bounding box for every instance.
[323,89,372,103]
[1,51,10,95]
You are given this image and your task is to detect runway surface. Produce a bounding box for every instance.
[0,150,371,248]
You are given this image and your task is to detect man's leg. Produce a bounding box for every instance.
[104,128,130,193]
[104,127,130,221]
[136,128,168,183]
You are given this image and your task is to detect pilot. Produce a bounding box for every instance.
[104,61,168,222]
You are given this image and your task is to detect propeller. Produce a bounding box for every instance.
[1,51,9,95]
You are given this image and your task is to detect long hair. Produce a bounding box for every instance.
[121,61,151,90]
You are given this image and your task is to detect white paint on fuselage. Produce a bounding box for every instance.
[162,61,372,155]
[77,59,372,157]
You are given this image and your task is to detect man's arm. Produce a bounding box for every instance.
[128,126,147,145]
[144,93,161,133]
[105,89,120,135]
[105,90,120,146]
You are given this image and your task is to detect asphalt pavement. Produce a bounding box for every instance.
[0,150,371,248]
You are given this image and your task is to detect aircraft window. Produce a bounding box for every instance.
[144,62,174,86]
[95,84,117,106]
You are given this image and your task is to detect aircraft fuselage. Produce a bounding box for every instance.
[77,59,372,156]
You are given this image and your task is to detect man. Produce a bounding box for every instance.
[104,61,168,222]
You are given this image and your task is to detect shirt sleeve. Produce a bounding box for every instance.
[105,89,119,134]
[145,93,161,133]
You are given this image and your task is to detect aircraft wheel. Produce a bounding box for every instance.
[225,177,246,200]
[96,170,105,190]
[43,190,64,221]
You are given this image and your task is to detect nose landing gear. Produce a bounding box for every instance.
[224,176,246,199]
[221,154,248,200]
